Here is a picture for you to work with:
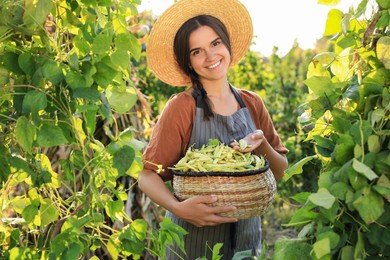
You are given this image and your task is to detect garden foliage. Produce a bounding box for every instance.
[284,0,390,259]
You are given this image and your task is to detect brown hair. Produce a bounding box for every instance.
[173,15,232,120]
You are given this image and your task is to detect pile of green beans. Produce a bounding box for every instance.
[171,139,266,173]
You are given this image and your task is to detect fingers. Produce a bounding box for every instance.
[182,195,238,227]
[252,129,264,139]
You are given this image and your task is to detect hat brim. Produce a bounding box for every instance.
[146,0,253,87]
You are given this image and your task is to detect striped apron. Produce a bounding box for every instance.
[165,85,262,259]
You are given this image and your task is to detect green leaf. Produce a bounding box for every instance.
[92,32,112,55]
[105,200,125,222]
[159,218,188,254]
[313,238,331,259]
[31,169,52,188]
[15,116,36,153]
[330,48,354,81]
[317,230,340,250]
[62,242,82,259]
[304,76,334,96]
[273,239,312,260]
[332,115,352,133]
[23,0,53,30]
[113,145,135,176]
[284,155,317,181]
[40,198,59,226]
[22,90,47,113]
[309,188,336,209]
[376,36,390,70]
[118,220,147,255]
[22,204,39,223]
[106,85,138,113]
[352,187,384,224]
[42,61,65,84]
[111,49,130,70]
[349,120,372,145]
[37,122,68,147]
[65,69,89,89]
[367,134,381,153]
[284,204,318,227]
[324,9,343,36]
[333,134,354,164]
[3,52,23,74]
[376,0,390,9]
[329,182,350,200]
[352,158,378,181]
[18,52,35,76]
[93,58,119,87]
[374,175,390,202]
[115,32,134,52]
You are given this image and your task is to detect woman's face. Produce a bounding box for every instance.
[188,25,231,83]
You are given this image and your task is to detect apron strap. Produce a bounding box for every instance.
[191,84,247,108]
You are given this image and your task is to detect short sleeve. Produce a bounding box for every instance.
[142,91,195,181]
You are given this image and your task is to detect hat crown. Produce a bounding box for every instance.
[146,0,253,86]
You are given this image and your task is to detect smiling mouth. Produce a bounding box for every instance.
[207,60,221,69]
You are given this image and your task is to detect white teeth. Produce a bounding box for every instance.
[208,61,221,69]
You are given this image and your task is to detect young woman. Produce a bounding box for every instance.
[138,0,288,258]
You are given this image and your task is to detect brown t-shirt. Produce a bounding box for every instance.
[143,88,289,181]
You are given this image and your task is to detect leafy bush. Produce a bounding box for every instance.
[283,1,390,259]
[0,0,185,259]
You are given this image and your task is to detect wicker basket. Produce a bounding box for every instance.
[172,159,276,219]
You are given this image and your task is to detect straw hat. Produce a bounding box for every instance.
[146,0,253,87]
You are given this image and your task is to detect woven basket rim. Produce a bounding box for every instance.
[172,158,269,177]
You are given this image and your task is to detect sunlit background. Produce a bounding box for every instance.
[137,0,373,56]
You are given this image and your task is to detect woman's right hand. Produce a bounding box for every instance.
[173,195,238,227]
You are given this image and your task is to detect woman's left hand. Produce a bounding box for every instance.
[230,130,265,153]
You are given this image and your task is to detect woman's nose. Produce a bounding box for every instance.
[205,49,216,60]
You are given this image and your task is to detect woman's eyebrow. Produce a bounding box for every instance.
[190,37,222,53]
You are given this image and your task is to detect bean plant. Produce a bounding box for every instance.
[0,0,186,259]
[281,0,390,259]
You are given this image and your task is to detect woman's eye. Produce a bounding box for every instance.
[191,50,201,56]
[213,40,221,47]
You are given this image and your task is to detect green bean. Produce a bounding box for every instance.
[170,139,266,173]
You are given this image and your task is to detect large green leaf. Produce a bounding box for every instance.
[376,0,390,9]
[333,134,354,164]
[42,61,65,84]
[23,0,53,31]
[18,52,35,76]
[106,85,138,113]
[273,239,312,260]
[93,58,119,87]
[284,155,317,181]
[113,145,135,176]
[22,90,47,113]
[376,36,390,70]
[312,238,331,259]
[15,116,36,153]
[36,122,67,147]
[324,9,343,36]
[304,76,334,97]
[353,187,384,224]
[352,158,378,181]
[40,198,59,227]
[309,188,336,209]
[92,31,113,55]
